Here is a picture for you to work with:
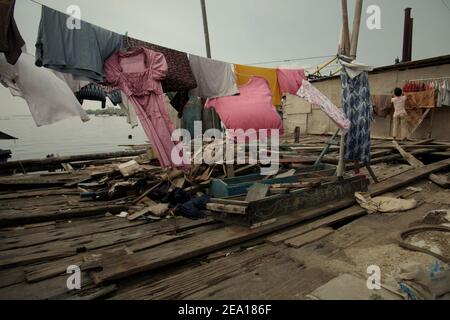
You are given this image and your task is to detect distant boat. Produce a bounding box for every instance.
[0,149,11,163]
[0,131,16,163]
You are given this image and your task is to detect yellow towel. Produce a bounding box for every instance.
[234,64,282,106]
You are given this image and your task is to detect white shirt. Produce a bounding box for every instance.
[0,51,90,127]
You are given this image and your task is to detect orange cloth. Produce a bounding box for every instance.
[406,90,437,109]
[234,64,282,106]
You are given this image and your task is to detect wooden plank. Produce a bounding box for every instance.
[210,199,249,206]
[428,174,450,188]
[0,272,92,300]
[369,158,450,197]
[127,207,154,221]
[0,204,128,228]
[0,188,79,200]
[54,285,118,301]
[392,141,450,188]
[392,140,424,169]
[91,198,356,284]
[266,206,366,244]
[20,218,216,283]
[284,228,334,248]
[207,203,248,215]
[0,218,147,251]
[110,246,277,300]
[0,150,147,174]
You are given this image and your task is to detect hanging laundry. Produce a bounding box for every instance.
[189,54,239,98]
[35,6,123,83]
[170,91,190,117]
[277,69,306,95]
[443,81,450,107]
[371,95,394,118]
[163,95,182,130]
[341,71,374,164]
[76,83,108,109]
[406,90,437,109]
[52,72,90,93]
[119,92,139,129]
[182,96,203,139]
[0,0,24,65]
[436,80,449,107]
[235,64,282,106]
[125,36,197,93]
[104,47,189,169]
[0,51,90,127]
[403,81,432,93]
[205,77,284,139]
[297,80,351,130]
[107,89,123,106]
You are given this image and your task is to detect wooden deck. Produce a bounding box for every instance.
[0,136,449,300]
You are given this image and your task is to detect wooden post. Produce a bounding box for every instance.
[200,0,220,131]
[200,0,212,59]
[341,0,351,56]
[402,8,412,62]
[294,127,301,144]
[350,0,363,59]
[337,131,346,177]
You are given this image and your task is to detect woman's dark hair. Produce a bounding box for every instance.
[394,88,403,97]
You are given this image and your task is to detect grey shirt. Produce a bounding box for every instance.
[35,6,123,83]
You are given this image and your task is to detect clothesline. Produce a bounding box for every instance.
[247,55,337,66]
[27,0,332,71]
[404,77,450,82]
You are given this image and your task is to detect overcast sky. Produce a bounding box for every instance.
[2,0,450,116]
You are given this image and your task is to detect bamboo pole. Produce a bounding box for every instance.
[350,0,363,59]
[341,0,351,55]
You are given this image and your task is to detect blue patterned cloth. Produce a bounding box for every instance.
[341,71,374,163]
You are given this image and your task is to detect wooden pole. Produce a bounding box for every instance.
[350,0,363,59]
[337,131,346,177]
[200,0,212,59]
[341,0,351,56]
[402,8,412,62]
[337,0,357,177]
[199,0,220,132]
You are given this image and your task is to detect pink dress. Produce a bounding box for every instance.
[104,47,188,169]
[205,76,284,139]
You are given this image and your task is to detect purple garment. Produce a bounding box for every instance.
[104,47,189,169]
